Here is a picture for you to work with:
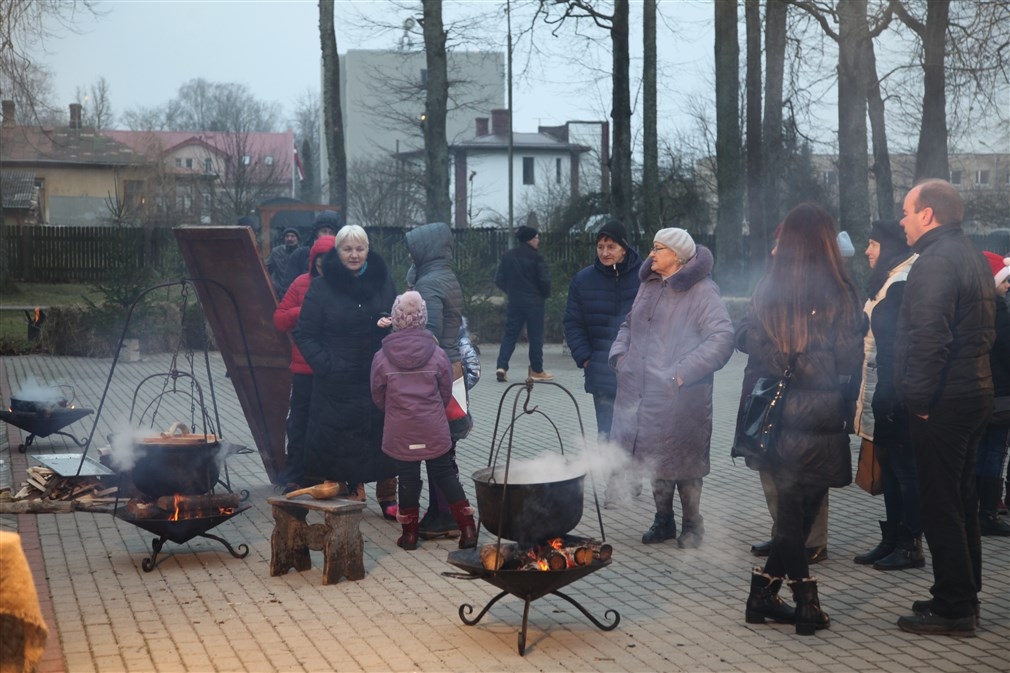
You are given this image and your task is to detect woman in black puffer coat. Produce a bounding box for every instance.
[734,203,862,637]
[294,225,398,502]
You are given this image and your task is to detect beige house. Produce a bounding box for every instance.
[1,102,152,226]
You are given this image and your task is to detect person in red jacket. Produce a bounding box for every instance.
[273,235,335,492]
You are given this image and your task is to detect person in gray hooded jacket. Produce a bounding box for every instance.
[404,222,467,539]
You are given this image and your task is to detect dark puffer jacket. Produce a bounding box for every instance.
[563,247,643,397]
[371,328,453,462]
[992,297,1010,398]
[405,222,463,362]
[494,242,550,306]
[293,250,397,484]
[895,225,996,415]
[734,304,863,487]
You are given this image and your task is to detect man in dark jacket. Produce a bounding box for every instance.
[895,179,996,637]
[563,219,642,439]
[265,227,300,297]
[494,225,553,381]
[282,210,343,293]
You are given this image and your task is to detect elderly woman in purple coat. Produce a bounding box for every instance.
[609,228,735,548]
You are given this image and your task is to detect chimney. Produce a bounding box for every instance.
[69,102,83,129]
[475,117,489,137]
[490,108,509,136]
[1,100,14,128]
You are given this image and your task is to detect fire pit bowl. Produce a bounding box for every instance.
[473,462,585,544]
[131,423,221,498]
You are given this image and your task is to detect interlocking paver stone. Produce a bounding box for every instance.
[2,346,1008,672]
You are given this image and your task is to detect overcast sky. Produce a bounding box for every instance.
[37,0,718,141]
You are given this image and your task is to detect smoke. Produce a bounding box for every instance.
[13,377,67,404]
[105,423,226,473]
[485,436,651,487]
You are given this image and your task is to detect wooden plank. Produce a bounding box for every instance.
[173,226,291,484]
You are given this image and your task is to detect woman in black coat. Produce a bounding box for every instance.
[734,203,862,636]
[293,225,398,508]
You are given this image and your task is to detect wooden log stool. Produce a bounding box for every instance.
[267,496,366,585]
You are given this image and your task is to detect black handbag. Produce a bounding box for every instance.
[733,353,798,461]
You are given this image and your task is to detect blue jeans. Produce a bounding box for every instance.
[593,394,615,439]
[975,424,1009,479]
[496,301,546,373]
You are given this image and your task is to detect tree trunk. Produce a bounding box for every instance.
[745,0,763,275]
[715,0,744,291]
[319,0,347,210]
[864,38,894,220]
[915,0,950,181]
[837,0,871,252]
[422,0,451,225]
[610,0,634,228]
[761,0,787,260]
[642,0,659,234]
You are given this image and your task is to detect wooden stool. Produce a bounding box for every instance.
[267,496,366,585]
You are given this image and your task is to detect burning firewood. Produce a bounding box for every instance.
[480,543,521,571]
[155,493,241,512]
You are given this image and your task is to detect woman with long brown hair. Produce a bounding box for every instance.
[734,203,863,636]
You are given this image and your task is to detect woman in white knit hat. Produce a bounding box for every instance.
[608,227,734,549]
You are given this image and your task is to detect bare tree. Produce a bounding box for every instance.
[745,0,763,267]
[347,156,425,228]
[537,0,634,228]
[75,75,114,129]
[641,0,659,234]
[715,0,744,290]
[421,0,451,224]
[291,89,320,203]
[320,0,347,209]
[762,0,787,249]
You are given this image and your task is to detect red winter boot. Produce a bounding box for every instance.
[450,500,478,549]
[396,507,420,551]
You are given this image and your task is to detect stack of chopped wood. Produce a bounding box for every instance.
[2,466,118,512]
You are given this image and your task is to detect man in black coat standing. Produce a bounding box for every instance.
[895,179,996,638]
[282,210,343,294]
[494,226,553,382]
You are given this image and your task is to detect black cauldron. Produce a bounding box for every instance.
[130,424,221,497]
[473,463,585,544]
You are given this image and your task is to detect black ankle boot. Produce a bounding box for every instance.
[873,524,925,570]
[854,520,896,564]
[745,568,795,624]
[642,512,676,544]
[790,578,830,636]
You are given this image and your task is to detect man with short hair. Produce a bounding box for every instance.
[494,225,553,382]
[894,179,996,637]
[282,210,343,294]
[265,227,301,297]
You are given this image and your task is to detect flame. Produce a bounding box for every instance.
[549,538,563,550]
[169,494,182,521]
[536,558,549,571]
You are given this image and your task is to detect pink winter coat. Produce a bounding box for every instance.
[370,328,453,461]
[273,236,335,374]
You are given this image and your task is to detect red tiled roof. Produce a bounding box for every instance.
[0,125,141,166]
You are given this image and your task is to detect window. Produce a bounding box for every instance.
[950,170,962,185]
[175,158,182,168]
[264,155,274,166]
[204,158,213,172]
[821,170,837,186]
[124,180,145,211]
[242,155,252,166]
[556,158,562,184]
[976,169,990,185]
[185,158,193,169]
[420,69,428,87]
[523,157,535,185]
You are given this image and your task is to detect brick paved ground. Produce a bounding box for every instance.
[1,344,1007,672]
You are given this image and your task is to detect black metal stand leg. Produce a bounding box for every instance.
[198,532,249,559]
[142,537,167,572]
[551,590,621,631]
[50,430,90,448]
[18,434,37,453]
[458,590,508,626]
[518,599,531,655]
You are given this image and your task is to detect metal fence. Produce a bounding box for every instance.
[2,224,1006,285]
